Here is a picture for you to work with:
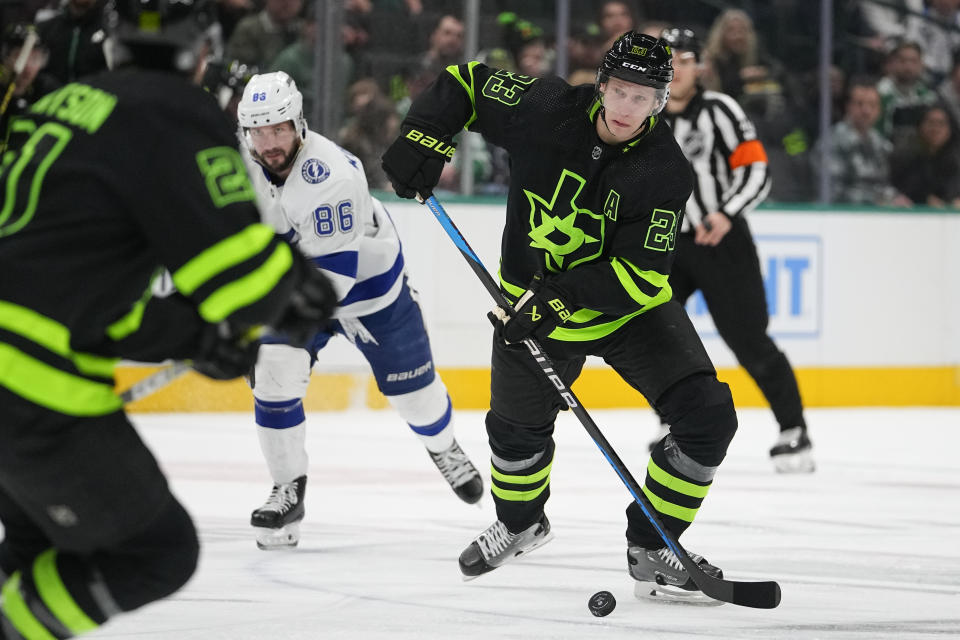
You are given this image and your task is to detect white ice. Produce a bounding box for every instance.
[72,407,960,639]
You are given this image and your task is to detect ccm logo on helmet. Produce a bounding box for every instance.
[620,61,649,71]
[405,129,455,159]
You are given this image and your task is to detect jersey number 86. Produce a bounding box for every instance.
[313,199,354,236]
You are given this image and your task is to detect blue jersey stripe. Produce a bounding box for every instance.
[311,251,359,278]
[339,252,404,307]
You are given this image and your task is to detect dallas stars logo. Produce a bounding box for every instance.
[525,169,603,271]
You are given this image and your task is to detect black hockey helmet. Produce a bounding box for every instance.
[104,0,221,72]
[660,27,701,61]
[597,31,674,90]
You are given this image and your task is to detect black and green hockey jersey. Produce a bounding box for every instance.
[403,62,694,342]
[0,69,305,417]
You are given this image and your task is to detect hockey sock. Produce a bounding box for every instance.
[388,378,455,453]
[255,397,309,484]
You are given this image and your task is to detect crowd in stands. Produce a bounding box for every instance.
[2,0,960,207]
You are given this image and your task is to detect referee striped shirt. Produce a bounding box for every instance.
[663,89,772,232]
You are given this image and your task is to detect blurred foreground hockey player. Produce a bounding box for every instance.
[236,72,482,550]
[0,0,336,637]
[382,32,738,603]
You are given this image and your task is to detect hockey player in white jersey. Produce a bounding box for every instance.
[236,72,483,549]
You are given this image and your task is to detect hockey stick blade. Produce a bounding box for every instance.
[119,361,192,404]
[422,195,782,609]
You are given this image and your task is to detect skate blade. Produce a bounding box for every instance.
[633,580,724,606]
[772,449,815,473]
[254,522,301,550]
[459,531,555,582]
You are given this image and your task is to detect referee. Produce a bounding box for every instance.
[656,27,813,473]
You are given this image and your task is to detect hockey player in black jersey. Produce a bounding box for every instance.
[0,0,336,637]
[382,32,739,603]
[657,28,813,473]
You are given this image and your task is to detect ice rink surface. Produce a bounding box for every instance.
[82,407,958,639]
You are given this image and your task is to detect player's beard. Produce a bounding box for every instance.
[255,141,300,175]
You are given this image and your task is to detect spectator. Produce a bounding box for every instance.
[816,78,910,205]
[339,93,399,190]
[876,39,938,144]
[225,0,303,69]
[904,0,960,84]
[597,0,638,50]
[858,0,925,71]
[35,0,107,84]
[0,22,58,139]
[890,104,960,207]
[938,53,960,126]
[566,22,604,76]
[216,0,256,43]
[859,0,925,49]
[267,5,324,120]
[402,14,464,110]
[477,12,547,76]
[701,8,782,105]
[418,13,464,76]
[500,13,551,78]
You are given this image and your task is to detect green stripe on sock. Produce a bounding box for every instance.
[1,572,58,640]
[33,549,98,634]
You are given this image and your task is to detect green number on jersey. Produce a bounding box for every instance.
[481,70,537,106]
[0,120,73,238]
[643,208,677,252]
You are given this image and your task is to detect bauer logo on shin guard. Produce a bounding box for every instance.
[405,129,456,159]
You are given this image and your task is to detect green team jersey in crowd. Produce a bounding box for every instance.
[0,70,305,417]
[403,62,694,342]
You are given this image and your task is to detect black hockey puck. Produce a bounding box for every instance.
[588,590,616,617]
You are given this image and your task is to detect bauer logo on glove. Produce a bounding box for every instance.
[381,124,456,199]
[492,272,573,344]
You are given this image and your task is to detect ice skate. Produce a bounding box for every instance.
[770,427,815,473]
[647,423,670,452]
[429,440,483,504]
[459,514,553,579]
[628,544,724,605]
[250,475,306,549]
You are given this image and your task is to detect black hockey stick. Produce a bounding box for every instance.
[118,323,267,404]
[119,361,192,404]
[0,28,38,116]
[421,195,781,609]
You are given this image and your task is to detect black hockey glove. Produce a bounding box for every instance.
[490,273,573,344]
[273,265,338,348]
[381,124,455,199]
[192,323,261,380]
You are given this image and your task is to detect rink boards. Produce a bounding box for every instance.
[119,202,960,411]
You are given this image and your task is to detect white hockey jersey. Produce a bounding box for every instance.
[244,131,404,320]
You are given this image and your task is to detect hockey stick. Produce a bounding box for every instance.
[421,194,781,609]
[119,361,192,404]
[0,29,39,116]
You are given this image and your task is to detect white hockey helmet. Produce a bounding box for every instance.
[237,71,307,142]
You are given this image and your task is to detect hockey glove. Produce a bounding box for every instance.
[192,323,261,380]
[273,265,338,348]
[492,273,573,344]
[381,124,455,199]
